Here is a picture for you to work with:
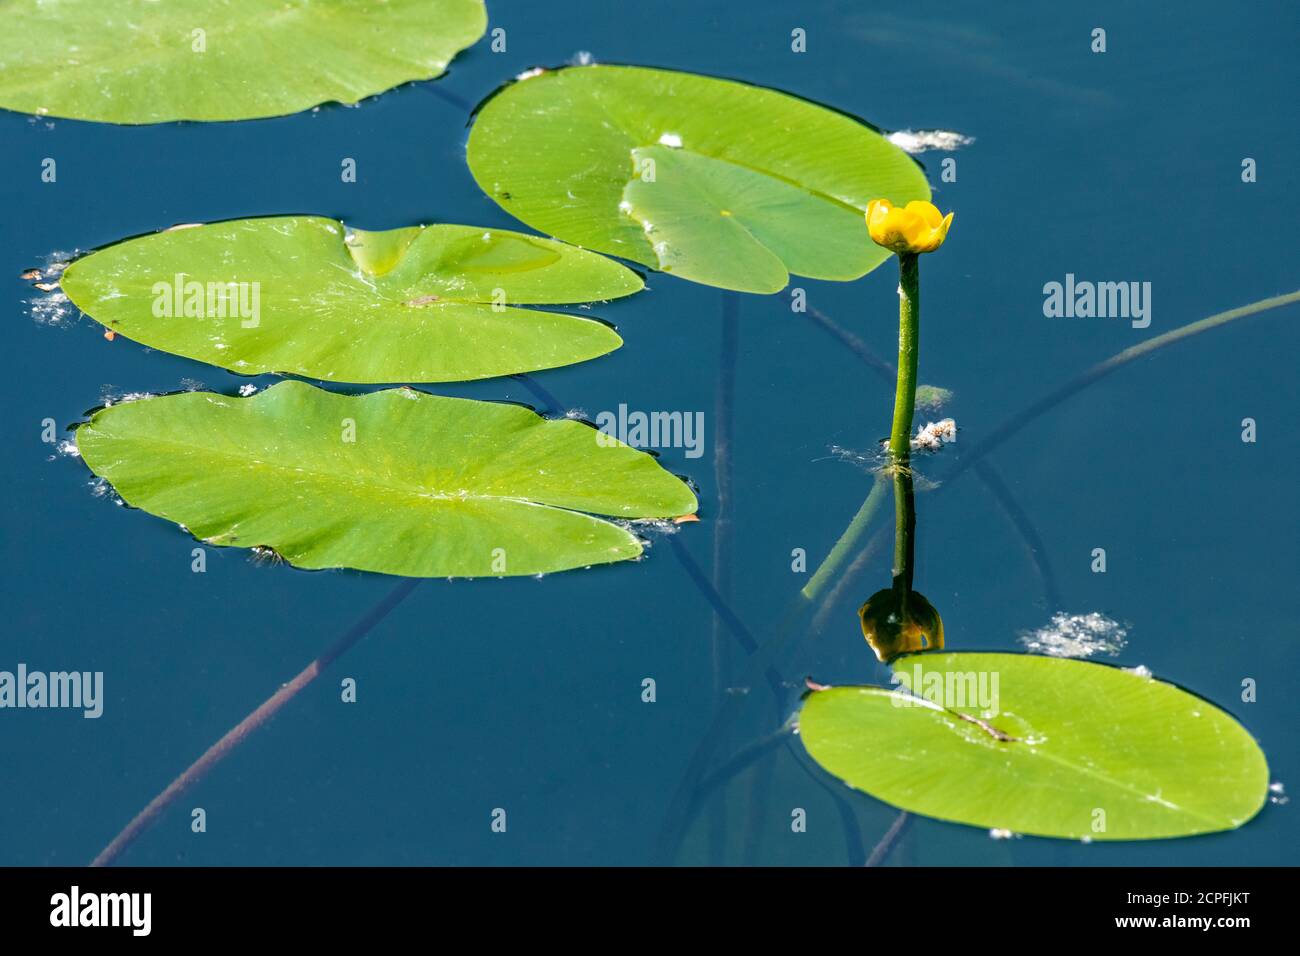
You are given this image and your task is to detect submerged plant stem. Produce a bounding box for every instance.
[710,291,740,864]
[90,580,420,867]
[866,811,911,867]
[801,477,889,602]
[947,289,1300,483]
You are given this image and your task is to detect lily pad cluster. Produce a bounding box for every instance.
[46,60,925,579]
[15,11,1270,848]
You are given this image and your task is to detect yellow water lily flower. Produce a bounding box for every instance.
[866,199,954,255]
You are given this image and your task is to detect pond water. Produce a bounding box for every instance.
[2,0,1295,865]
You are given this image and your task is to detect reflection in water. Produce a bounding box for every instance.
[859,462,944,661]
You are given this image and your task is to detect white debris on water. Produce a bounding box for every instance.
[989,828,1020,840]
[25,252,78,326]
[1270,782,1288,805]
[875,419,958,454]
[1018,612,1128,658]
[99,389,154,407]
[238,384,258,397]
[912,418,957,451]
[30,290,74,326]
[48,439,80,461]
[33,252,71,280]
[88,478,123,506]
[617,517,683,539]
[886,129,975,154]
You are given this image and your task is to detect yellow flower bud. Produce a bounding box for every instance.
[865,199,954,255]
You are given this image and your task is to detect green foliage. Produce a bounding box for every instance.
[77,381,698,577]
[468,65,930,293]
[0,0,487,123]
[799,653,1268,840]
[62,217,641,383]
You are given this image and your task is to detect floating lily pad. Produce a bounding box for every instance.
[799,653,1268,840]
[76,381,698,577]
[60,217,641,383]
[467,65,931,293]
[0,0,486,123]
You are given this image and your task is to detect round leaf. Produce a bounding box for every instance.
[799,653,1268,840]
[76,381,698,577]
[60,217,642,383]
[0,0,487,124]
[467,65,931,293]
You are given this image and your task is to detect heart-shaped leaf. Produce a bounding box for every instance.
[77,381,698,577]
[799,653,1268,840]
[467,65,931,293]
[59,217,641,383]
[0,0,486,123]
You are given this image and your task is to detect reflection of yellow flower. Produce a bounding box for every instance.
[866,199,954,255]
[859,588,945,662]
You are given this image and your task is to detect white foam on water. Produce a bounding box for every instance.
[48,439,80,461]
[25,251,79,327]
[1018,612,1128,658]
[886,129,975,154]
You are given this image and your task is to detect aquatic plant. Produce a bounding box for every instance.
[12,9,1282,858]
[0,0,487,123]
[76,382,697,577]
[467,64,930,292]
[61,217,640,382]
[791,197,1271,841]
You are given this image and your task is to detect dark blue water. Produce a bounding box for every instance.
[2,0,1296,865]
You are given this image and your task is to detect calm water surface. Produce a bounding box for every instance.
[1,0,1296,865]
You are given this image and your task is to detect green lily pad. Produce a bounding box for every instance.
[466,64,931,293]
[59,216,641,383]
[77,381,698,577]
[798,653,1269,841]
[0,0,486,124]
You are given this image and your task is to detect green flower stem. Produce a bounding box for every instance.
[888,252,920,458]
[800,253,922,605]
